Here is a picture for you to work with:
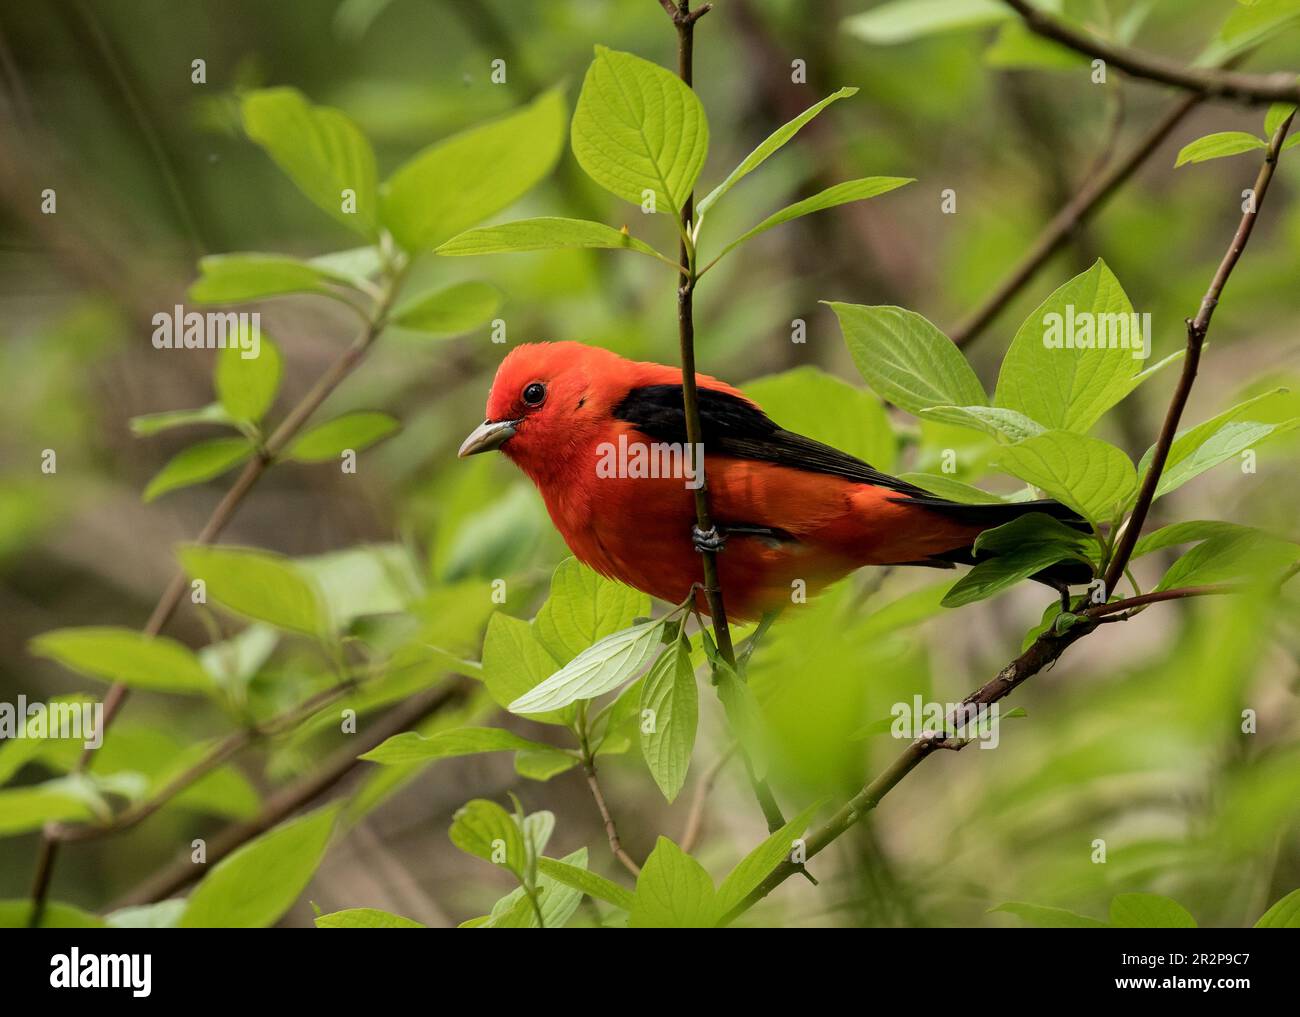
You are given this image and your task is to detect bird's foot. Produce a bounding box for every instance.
[692,524,727,554]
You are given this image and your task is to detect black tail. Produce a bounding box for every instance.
[892,495,1095,588]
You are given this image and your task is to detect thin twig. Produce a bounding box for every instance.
[680,745,737,853]
[50,677,373,842]
[110,682,466,909]
[719,121,1296,926]
[27,267,408,920]
[951,92,1200,346]
[1000,0,1300,106]
[581,761,642,877]
[655,0,790,838]
[1102,112,1295,596]
[1082,582,1241,619]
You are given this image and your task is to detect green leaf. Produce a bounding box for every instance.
[315,907,425,928]
[714,802,820,920]
[480,613,571,725]
[309,246,383,288]
[360,726,564,765]
[973,512,1092,556]
[994,261,1147,432]
[437,217,670,265]
[714,661,768,779]
[1131,520,1258,559]
[570,46,708,214]
[922,405,1045,443]
[842,0,1011,43]
[190,253,352,303]
[1139,391,1297,498]
[0,778,100,836]
[30,626,212,694]
[743,366,896,471]
[142,437,253,502]
[448,798,528,880]
[1175,131,1267,167]
[992,430,1137,524]
[639,639,698,803]
[1266,103,1297,137]
[105,900,187,928]
[242,88,378,237]
[830,303,987,420]
[390,281,502,339]
[0,900,106,928]
[382,87,566,251]
[181,804,339,927]
[712,177,912,263]
[538,856,636,912]
[1255,888,1300,928]
[129,402,234,437]
[629,837,716,928]
[486,847,589,929]
[178,545,328,636]
[896,473,1017,504]
[697,87,858,217]
[534,558,649,663]
[507,620,665,715]
[991,902,1107,928]
[287,411,400,462]
[514,748,579,781]
[943,544,1085,608]
[1154,530,1299,591]
[1109,893,1197,928]
[215,336,282,423]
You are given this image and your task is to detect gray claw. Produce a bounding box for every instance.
[692,525,726,554]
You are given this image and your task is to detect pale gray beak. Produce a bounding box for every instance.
[458,418,520,457]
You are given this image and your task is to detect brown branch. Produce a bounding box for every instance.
[719,119,1296,926]
[50,676,375,843]
[654,0,790,838]
[110,681,466,909]
[1082,583,1239,619]
[1102,111,1295,596]
[1000,0,1300,106]
[27,267,408,921]
[952,91,1201,347]
[680,745,736,852]
[581,760,642,877]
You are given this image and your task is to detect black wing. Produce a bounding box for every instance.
[612,383,1087,530]
[612,383,932,498]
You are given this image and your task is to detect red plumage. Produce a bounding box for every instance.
[460,341,1081,620]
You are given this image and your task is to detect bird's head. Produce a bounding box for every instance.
[459,341,631,483]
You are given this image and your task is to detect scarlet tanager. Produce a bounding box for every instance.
[459,341,1088,619]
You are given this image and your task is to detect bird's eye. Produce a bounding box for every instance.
[522,382,547,407]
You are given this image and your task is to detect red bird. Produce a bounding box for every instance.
[459,341,1085,620]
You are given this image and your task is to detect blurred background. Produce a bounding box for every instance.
[1,0,1298,927]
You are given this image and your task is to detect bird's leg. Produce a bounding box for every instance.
[692,524,726,554]
[694,523,789,554]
